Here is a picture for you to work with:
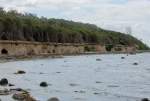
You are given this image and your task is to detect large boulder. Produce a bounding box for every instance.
[0,78,8,86]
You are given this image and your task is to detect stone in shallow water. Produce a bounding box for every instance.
[96,58,101,61]
[133,62,138,65]
[96,81,102,84]
[9,83,15,87]
[15,70,26,74]
[0,78,8,86]
[93,92,100,95]
[48,97,60,101]
[141,98,149,101]
[69,83,79,87]
[121,57,125,59]
[40,82,48,87]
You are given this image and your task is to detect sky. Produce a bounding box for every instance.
[0,0,150,46]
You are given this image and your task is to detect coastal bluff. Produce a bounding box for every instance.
[0,41,136,57]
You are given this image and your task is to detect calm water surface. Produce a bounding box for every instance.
[0,53,150,101]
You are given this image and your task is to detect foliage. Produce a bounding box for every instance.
[0,8,149,50]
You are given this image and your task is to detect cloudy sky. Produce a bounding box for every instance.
[1,0,150,46]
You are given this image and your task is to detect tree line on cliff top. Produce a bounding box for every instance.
[0,8,149,50]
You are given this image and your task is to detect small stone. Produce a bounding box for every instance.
[9,83,15,87]
[40,82,48,87]
[94,92,99,95]
[0,78,8,86]
[74,91,78,93]
[15,70,26,74]
[56,72,61,74]
[69,83,78,87]
[96,81,102,84]
[141,98,149,101]
[39,72,44,74]
[48,97,59,101]
[96,59,101,61]
[133,62,138,65]
[14,88,24,91]
[10,88,29,94]
[121,57,125,59]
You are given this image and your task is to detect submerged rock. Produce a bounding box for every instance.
[40,82,48,87]
[15,70,26,74]
[48,97,60,101]
[56,72,61,74]
[69,83,79,87]
[96,81,102,84]
[141,98,149,101]
[0,78,8,86]
[9,83,15,87]
[96,58,101,61]
[133,62,138,65]
[93,92,100,95]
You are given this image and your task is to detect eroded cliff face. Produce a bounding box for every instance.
[0,41,136,57]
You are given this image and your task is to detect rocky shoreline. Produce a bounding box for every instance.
[0,53,150,101]
[0,51,142,63]
[0,77,60,101]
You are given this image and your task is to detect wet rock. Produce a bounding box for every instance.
[9,83,15,87]
[15,70,26,74]
[94,92,100,95]
[0,89,10,95]
[12,92,36,101]
[133,62,138,65]
[107,85,119,88]
[96,81,102,84]
[69,83,79,87]
[74,90,86,93]
[74,91,78,93]
[39,72,44,74]
[48,97,60,101]
[0,78,8,86]
[96,58,101,61]
[56,72,61,74]
[40,82,48,87]
[121,57,125,59]
[10,88,28,92]
[141,98,149,101]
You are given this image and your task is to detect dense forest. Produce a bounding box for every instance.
[0,8,149,50]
